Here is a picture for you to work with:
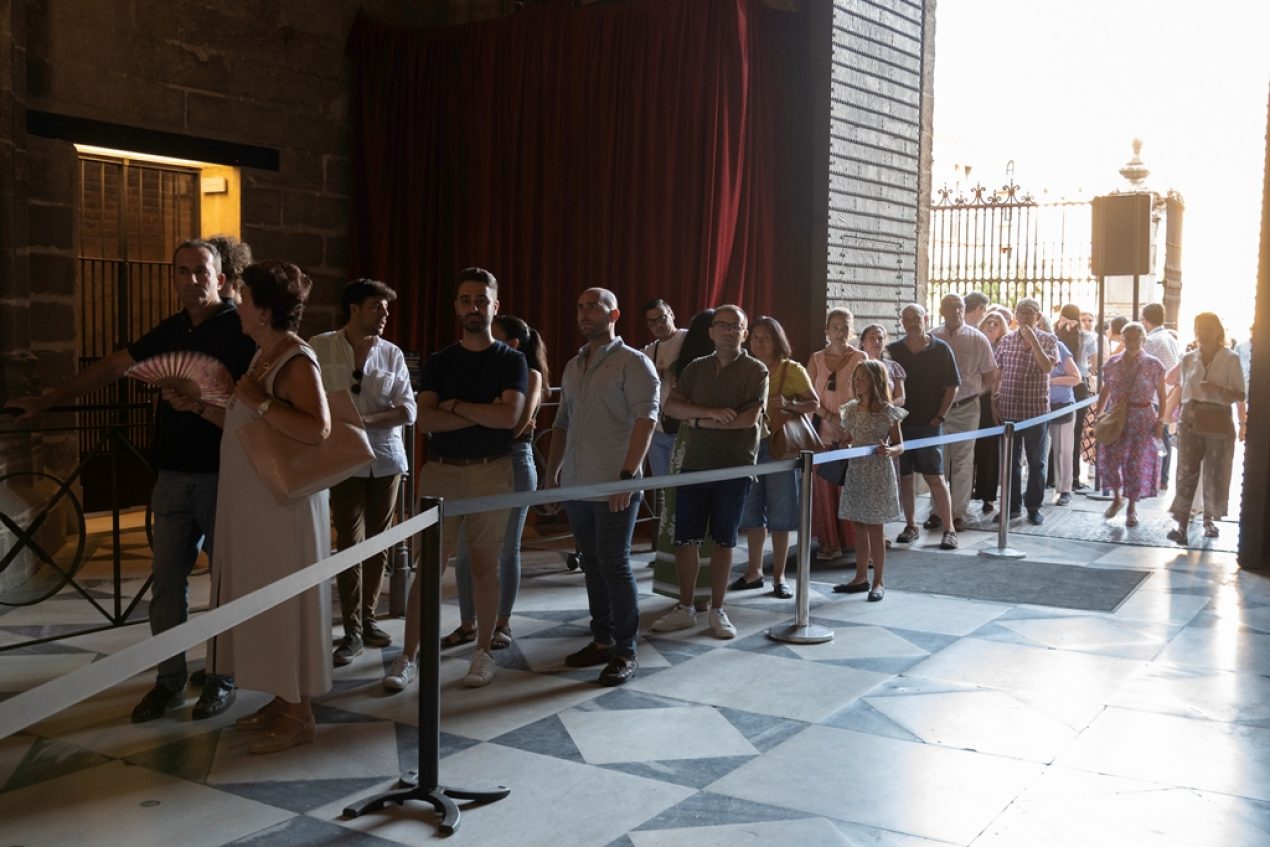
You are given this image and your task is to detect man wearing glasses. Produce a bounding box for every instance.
[310,279,417,667]
[641,299,687,479]
[8,239,256,723]
[653,305,767,639]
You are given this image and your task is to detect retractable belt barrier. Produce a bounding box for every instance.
[0,396,1098,740]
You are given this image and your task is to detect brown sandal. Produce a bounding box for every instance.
[247,711,315,755]
[490,625,513,651]
[441,625,476,649]
[235,696,286,732]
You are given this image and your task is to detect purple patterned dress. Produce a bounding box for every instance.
[1097,352,1165,500]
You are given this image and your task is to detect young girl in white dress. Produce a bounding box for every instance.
[834,359,905,601]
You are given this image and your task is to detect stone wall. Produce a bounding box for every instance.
[827,0,936,336]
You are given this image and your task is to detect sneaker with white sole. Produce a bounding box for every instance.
[651,603,697,632]
[462,648,497,688]
[382,654,417,693]
[707,608,737,639]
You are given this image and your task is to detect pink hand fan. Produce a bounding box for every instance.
[127,351,235,408]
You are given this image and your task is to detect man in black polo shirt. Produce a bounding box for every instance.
[391,267,527,692]
[11,239,256,722]
[886,303,960,549]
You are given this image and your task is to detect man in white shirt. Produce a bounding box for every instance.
[641,299,687,479]
[931,293,998,531]
[310,279,417,666]
[1141,303,1180,488]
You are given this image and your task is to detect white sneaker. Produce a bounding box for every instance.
[383,654,417,693]
[708,608,737,639]
[651,604,697,632]
[462,648,497,688]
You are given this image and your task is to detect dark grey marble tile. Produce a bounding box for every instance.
[633,790,812,831]
[488,714,583,762]
[225,814,403,846]
[4,737,113,792]
[520,623,594,640]
[599,755,756,789]
[819,698,923,742]
[643,636,713,666]
[217,777,389,815]
[515,609,595,624]
[312,703,385,724]
[583,688,695,712]
[603,835,637,847]
[394,723,479,777]
[716,707,808,753]
[723,630,803,659]
[883,627,961,655]
[125,729,223,784]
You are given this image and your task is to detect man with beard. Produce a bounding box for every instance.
[311,279,417,667]
[401,267,527,690]
[545,288,659,685]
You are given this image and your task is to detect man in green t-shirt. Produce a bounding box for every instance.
[651,305,768,639]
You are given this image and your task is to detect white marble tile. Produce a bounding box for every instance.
[994,616,1176,660]
[817,592,1009,637]
[319,656,608,740]
[631,817,853,846]
[311,742,694,847]
[905,638,1148,704]
[865,689,1101,763]
[1152,625,1270,676]
[626,649,890,723]
[1103,586,1215,626]
[1112,663,1270,724]
[207,719,399,784]
[0,760,292,847]
[0,598,128,627]
[782,625,929,662]
[975,765,1270,846]
[1054,707,1270,801]
[0,652,99,692]
[560,705,756,764]
[708,724,1042,844]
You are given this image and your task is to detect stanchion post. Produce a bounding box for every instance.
[768,450,833,644]
[981,423,1027,560]
[344,497,510,834]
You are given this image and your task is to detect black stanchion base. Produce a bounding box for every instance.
[343,774,511,835]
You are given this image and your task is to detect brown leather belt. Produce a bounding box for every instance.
[429,453,509,467]
[952,393,980,408]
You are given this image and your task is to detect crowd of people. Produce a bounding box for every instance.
[7,240,1251,754]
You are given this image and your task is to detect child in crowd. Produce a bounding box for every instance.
[832,360,905,602]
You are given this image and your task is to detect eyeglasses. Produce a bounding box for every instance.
[711,320,745,332]
[826,373,837,392]
[646,314,670,326]
[351,368,364,394]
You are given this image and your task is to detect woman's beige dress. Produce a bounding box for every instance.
[212,343,332,703]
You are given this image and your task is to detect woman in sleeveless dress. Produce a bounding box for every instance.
[212,261,333,754]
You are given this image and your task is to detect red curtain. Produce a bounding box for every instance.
[348,0,813,374]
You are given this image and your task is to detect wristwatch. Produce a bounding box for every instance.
[256,397,273,418]
[934,414,946,423]
[619,469,635,480]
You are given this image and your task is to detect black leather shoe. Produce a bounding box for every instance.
[597,656,638,686]
[833,580,869,594]
[564,641,614,668]
[131,686,185,723]
[728,575,764,591]
[192,684,237,720]
[189,669,207,689]
[362,621,392,648]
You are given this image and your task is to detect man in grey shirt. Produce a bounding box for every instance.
[546,287,659,686]
[652,305,767,640]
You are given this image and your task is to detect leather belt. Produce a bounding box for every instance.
[429,453,510,466]
[952,393,980,408]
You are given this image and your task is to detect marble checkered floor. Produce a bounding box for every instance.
[3,517,1270,845]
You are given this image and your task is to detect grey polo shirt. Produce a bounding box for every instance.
[676,351,768,470]
[554,336,660,497]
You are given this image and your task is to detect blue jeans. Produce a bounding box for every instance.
[454,441,537,621]
[149,470,232,693]
[647,429,676,479]
[1009,421,1049,514]
[739,438,801,532]
[674,474,752,548]
[562,494,642,659]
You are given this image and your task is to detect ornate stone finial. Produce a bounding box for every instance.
[1119,138,1150,189]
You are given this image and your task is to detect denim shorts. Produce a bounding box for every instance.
[739,437,801,533]
[899,424,943,476]
[674,473,753,548]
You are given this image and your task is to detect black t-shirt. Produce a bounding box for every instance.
[128,303,256,473]
[886,336,960,430]
[419,341,528,458]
